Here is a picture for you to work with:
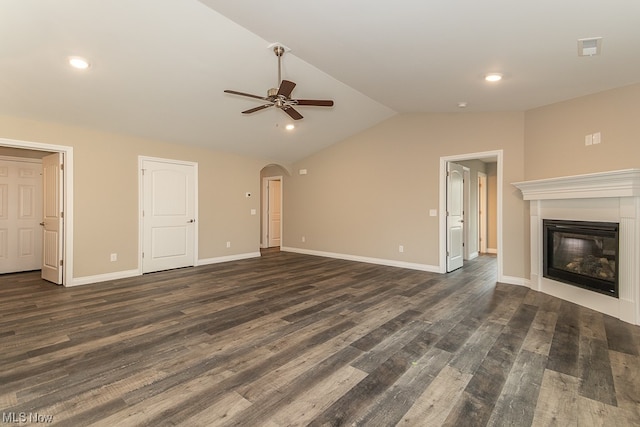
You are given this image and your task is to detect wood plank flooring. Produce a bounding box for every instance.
[1,251,639,426]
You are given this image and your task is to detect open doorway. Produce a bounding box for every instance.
[440,150,502,279]
[0,138,73,286]
[260,165,288,252]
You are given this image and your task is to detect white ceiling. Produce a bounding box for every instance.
[1,1,639,164]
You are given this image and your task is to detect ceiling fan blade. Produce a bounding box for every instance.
[283,106,303,120]
[242,104,273,114]
[277,80,296,98]
[224,90,270,101]
[293,99,334,107]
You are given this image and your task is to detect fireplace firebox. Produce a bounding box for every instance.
[543,219,619,298]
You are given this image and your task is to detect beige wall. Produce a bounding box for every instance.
[0,115,268,279]
[524,83,640,180]
[285,112,527,278]
[4,82,633,284]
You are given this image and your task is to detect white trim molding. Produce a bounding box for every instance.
[282,247,440,273]
[439,150,504,280]
[513,169,640,200]
[71,269,140,287]
[198,252,261,266]
[0,137,74,287]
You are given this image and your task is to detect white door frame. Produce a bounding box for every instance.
[138,156,198,274]
[478,171,488,254]
[439,150,503,281]
[0,137,73,286]
[262,175,283,248]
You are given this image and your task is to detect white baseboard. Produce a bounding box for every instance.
[70,269,140,287]
[499,275,530,287]
[281,247,441,273]
[69,252,261,286]
[466,251,479,260]
[197,252,261,266]
[487,248,498,254]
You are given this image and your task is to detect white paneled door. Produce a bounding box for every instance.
[446,162,464,272]
[41,153,64,284]
[0,158,43,274]
[142,159,197,273]
[268,179,281,247]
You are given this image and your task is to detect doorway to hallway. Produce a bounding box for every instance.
[440,150,502,279]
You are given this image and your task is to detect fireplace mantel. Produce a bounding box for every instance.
[514,169,640,325]
[513,168,640,200]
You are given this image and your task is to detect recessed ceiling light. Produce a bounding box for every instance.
[285,124,295,131]
[485,73,503,82]
[69,57,90,70]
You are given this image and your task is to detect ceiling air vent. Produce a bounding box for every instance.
[578,37,602,56]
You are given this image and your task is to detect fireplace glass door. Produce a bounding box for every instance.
[543,219,619,297]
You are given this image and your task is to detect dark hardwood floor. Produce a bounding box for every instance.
[1,252,639,426]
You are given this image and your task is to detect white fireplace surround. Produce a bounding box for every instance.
[513,169,640,326]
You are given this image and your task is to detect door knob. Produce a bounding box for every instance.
[39,222,45,226]
[187,219,195,223]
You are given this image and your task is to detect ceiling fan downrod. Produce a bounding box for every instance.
[274,45,285,88]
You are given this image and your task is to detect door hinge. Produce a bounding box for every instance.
[141,168,146,175]
[60,163,64,171]
[61,211,64,219]
[142,252,144,258]
[60,260,64,266]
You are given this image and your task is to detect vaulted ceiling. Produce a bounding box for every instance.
[1,1,639,163]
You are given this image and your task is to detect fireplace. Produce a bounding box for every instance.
[513,169,640,325]
[543,219,619,298]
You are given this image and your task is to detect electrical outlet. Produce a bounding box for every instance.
[301,236,306,243]
[110,253,117,262]
[399,245,404,253]
[226,241,231,248]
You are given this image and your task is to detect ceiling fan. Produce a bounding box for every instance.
[224,44,334,121]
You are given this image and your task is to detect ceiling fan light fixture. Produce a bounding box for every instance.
[285,124,295,131]
[484,73,502,82]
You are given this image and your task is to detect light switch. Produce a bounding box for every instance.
[585,134,593,146]
[429,209,438,217]
[592,132,601,144]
